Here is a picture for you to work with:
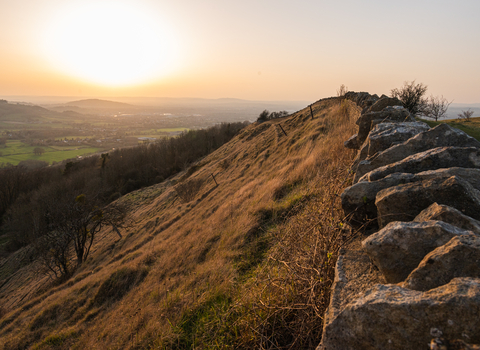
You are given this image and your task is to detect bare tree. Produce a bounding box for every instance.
[7,178,130,278]
[43,194,128,266]
[337,84,348,97]
[458,109,474,121]
[425,95,453,121]
[391,80,428,115]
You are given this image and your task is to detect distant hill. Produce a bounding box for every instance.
[0,100,61,121]
[45,99,140,115]
[64,99,137,110]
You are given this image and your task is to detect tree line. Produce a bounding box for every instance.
[0,121,249,277]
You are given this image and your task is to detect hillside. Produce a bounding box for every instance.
[64,99,136,110]
[0,97,359,349]
[0,100,64,123]
[47,99,139,115]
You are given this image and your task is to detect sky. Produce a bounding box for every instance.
[0,0,479,102]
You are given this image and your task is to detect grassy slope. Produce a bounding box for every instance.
[421,117,480,141]
[0,98,359,349]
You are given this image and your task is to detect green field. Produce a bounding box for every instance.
[421,117,480,141]
[0,140,102,166]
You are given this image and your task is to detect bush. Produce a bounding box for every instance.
[458,109,474,121]
[391,80,428,115]
[256,110,289,122]
[175,178,204,203]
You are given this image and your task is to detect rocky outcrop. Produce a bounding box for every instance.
[414,203,480,234]
[356,107,413,147]
[375,175,480,227]
[344,91,379,110]
[365,96,403,113]
[354,121,429,166]
[321,278,480,350]
[359,146,480,182]
[342,167,480,228]
[319,91,480,350]
[403,235,480,291]
[362,220,473,283]
[355,123,480,181]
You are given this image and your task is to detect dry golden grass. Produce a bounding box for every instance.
[0,97,359,349]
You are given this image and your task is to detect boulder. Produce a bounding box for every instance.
[344,91,379,110]
[342,168,480,229]
[375,176,480,228]
[356,107,413,146]
[319,278,480,350]
[359,146,480,183]
[344,134,359,150]
[362,220,471,283]
[365,96,403,113]
[357,124,480,182]
[342,172,417,228]
[352,122,430,178]
[414,203,480,234]
[403,235,480,291]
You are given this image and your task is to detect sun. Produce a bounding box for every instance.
[43,1,179,86]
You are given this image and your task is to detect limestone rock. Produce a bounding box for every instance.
[353,122,430,178]
[362,220,471,283]
[319,278,480,350]
[356,124,480,181]
[343,168,480,229]
[365,96,403,113]
[342,172,416,228]
[344,133,359,149]
[359,146,480,183]
[344,91,379,110]
[375,176,480,228]
[356,107,413,146]
[414,203,480,234]
[403,235,480,291]
[413,167,480,190]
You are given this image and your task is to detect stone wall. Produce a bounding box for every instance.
[318,93,480,350]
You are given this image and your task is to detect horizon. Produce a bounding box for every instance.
[1,1,479,103]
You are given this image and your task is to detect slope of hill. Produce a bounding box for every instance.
[0,97,359,349]
[0,100,63,122]
[64,99,137,110]
[46,99,139,115]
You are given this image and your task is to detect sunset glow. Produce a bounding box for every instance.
[42,2,179,86]
[0,0,479,101]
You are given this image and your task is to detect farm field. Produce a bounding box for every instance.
[0,140,102,166]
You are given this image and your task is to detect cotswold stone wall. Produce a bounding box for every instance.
[318,93,480,350]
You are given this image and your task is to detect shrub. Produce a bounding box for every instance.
[256,110,289,122]
[174,178,204,203]
[391,80,428,115]
[458,109,474,121]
